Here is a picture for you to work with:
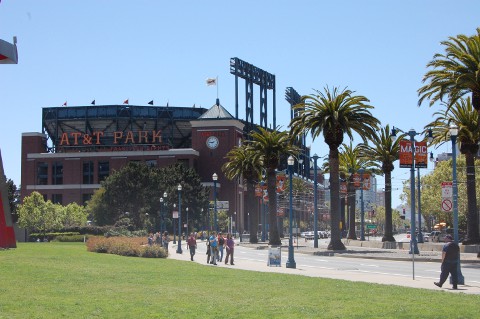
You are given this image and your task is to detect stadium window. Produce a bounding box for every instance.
[52,194,63,205]
[83,161,94,184]
[37,162,48,185]
[98,161,110,182]
[52,162,63,185]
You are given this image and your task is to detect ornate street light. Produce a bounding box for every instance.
[286,156,296,269]
[176,184,183,254]
[159,197,164,233]
[162,192,167,232]
[212,173,218,232]
[359,168,365,241]
[391,127,433,254]
[450,125,465,284]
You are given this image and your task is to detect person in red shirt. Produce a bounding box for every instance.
[186,233,197,261]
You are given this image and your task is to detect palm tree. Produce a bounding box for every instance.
[290,86,380,250]
[425,97,480,244]
[249,127,299,246]
[358,125,403,242]
[418,28,480,129]
[339,142,378,240]
[222,145,263,243]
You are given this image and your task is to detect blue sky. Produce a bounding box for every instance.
[1,1,479,208]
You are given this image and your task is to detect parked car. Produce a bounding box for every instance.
[430,231,447,242]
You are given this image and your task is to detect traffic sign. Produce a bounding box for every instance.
[441,199,453,213]
[367,224,377,229]
[441,182,453,199]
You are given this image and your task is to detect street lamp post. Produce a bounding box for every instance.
[186,207,189,236]
[391,127,432,254]
[286,156,296,269]
[162,192,167,233]
[450,125,465,285]
[213,173,218,232]
[159,197,164,233]
[359,168,365,241]
[173,204,176,244]
[417,168,424,243]
[312,153,319,248]
[176,184,183,254]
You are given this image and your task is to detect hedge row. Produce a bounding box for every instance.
[86,236,167,258]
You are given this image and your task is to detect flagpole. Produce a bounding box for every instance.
[216,76,219,99]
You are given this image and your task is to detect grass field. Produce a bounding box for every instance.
[1,242,478,318]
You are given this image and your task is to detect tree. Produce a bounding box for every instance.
[249,127,299,246]
[425,97,480,244]
[401,157,480,234]
[6,178,19,223]
[222,144,263,243]
[339,142,378,240]
[358,125,404,242]
[87,162,209,232]
[290,86,380,250]
[18,192,56,237]
[418,28,480,129]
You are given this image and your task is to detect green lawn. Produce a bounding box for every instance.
[0,243,478,319]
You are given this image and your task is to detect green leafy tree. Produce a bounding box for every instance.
[358,125,404,242]
[6,178,19,223]
[87,162,209,232]
[18,192,56,237]
[60,203,89,228]
[223,145,263,243]
[401,157,480,234]
[249,127,299,246]
[425,98,479,244]
[418,28,480,128]
[290,86,380,250]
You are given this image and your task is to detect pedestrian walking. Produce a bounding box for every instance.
[224,233,235,265]
[162,231,169,251]
[434,235,460,289]
[217,232,225,262]
[206,239,212,264]
[187,232,197,261]
[209,231,218,265]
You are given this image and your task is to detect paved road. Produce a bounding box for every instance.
[168,238,480,295]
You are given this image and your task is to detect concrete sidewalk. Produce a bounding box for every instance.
[167,238,480,295]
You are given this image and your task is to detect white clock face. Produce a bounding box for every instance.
[206,136,219,149]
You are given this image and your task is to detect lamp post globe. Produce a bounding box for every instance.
[176,184,183,254]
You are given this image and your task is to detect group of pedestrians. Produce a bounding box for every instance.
[147,231,170,251]
[206,231,235,266]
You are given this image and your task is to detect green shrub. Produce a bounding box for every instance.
[54,234,88,242]
[140,245,168,258]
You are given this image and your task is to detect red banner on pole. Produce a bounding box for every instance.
[399,139,428,168]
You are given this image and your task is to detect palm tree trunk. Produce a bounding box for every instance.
[267,169,281,245]
[463,153,480,244]
[327,148,346,250]
[246,180,258,243]
[382,171,395,242]
[347,176,357,239]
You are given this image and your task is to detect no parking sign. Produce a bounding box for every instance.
[441,182,453,213]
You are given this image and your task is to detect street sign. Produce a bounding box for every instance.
[441,181,453,213]
[172,211,178,218]
[367,224,377,229]
[441,199,453,213]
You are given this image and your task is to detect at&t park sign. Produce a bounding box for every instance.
[57,130,170,152]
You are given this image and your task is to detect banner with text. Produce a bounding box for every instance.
[399,140,428,168]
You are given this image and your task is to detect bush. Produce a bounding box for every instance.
[140,245,168,258]
[86,236,167,258]
[54,234,88,242]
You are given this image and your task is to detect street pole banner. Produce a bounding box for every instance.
[352,173,371,190]
[399,140,428,168]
